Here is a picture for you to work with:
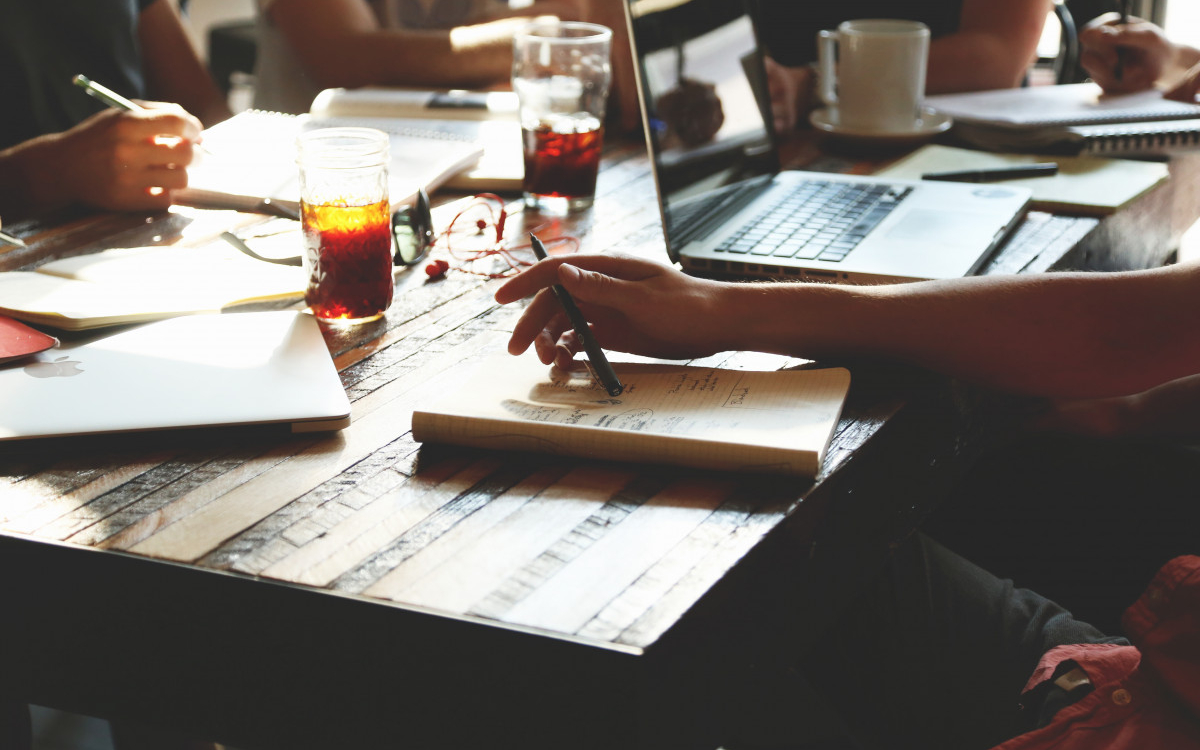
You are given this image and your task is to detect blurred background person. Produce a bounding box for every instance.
[255,0,581,114]
[760,0,1052,133]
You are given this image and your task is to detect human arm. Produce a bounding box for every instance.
[495,255,1200,400]
[765,56,812,134]
[924,0,1051,93]
[766,0,1050,132]
[265,0,564,90]
[138,0,231,126]
[1078,13,1200,98]
[0,106,200,219]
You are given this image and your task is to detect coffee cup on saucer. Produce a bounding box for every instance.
[810,19,951,143]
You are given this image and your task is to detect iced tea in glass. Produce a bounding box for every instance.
[513,22,612,214]
[301,199,393,321]
[522,115,604,206]
[297,128,393,324]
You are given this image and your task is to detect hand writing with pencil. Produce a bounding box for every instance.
[1079,12,1200,100]
[0,101,202,217]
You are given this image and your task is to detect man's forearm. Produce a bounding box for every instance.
[728,265,1200,399]
[926,33,1036,93]
[0,136,71,219]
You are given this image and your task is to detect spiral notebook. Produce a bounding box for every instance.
[927,84,1200,157]
[927,83,1200,129]
[177,109,484,215]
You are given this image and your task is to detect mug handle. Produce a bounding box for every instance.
[817,30,838,106]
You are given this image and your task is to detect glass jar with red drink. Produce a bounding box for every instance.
[297,127,394,324]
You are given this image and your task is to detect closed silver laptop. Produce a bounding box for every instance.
[0,311,350,441]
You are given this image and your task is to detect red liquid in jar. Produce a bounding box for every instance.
[522,121,604,199]
[302,199,393,321]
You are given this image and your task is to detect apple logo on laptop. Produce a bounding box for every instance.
[24,355,84,378]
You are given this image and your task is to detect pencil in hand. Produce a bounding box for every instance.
[72,74,145,112]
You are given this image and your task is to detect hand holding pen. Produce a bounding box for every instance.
[528,234,624,396]
[1078,10,1175,95]
[60,74,203,211]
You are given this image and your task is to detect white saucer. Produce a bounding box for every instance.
[809,108,953,146]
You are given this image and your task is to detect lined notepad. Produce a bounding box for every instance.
[412,353,851,477]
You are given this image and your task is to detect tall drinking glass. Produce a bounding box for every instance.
[513,21,612,215]
[296,127,393,324]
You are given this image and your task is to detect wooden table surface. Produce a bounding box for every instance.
[1,136,1192,749]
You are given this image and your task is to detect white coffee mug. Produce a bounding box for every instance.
[818,19,930,132]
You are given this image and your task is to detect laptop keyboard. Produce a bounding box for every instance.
[714,180,912,262]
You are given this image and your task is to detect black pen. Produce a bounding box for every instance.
[528,233,624,397]
[1115,0,1131,82]
[922,163,1059,183]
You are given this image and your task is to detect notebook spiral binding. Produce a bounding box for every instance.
[1076,119,1200,156]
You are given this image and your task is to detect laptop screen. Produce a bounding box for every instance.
[626,0,779,258]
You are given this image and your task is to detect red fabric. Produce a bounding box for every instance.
[992,556,1200,750]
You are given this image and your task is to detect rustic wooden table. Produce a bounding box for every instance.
[1,136,1193,749]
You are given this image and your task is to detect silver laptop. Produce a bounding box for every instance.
[623,0,1031,283]
[0,311,351,441]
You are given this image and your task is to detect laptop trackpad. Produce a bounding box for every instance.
[884,209,993,245]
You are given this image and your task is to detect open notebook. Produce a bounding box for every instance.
[177,109,484,215]
[0,234,307,330]
[413,353,851,477]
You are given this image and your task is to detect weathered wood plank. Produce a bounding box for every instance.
[1,455,171,531]
[371,466,636,616]
[575,502,758,642]
[494,477,736,634]
[94,438,322,551]
[615,507,786,647]
[259,457,502,586]
[352,465,566,597]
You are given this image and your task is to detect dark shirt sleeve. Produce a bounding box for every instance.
[0,0,148,150]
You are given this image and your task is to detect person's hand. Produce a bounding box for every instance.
[1079,13,1172,94]
[495,254,734,367]
[764,57,814,134]
[1163,60,1200,103]
[49,103,202,212]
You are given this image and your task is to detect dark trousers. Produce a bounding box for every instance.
[798,532,1125,750]
[924,433,1200,635]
